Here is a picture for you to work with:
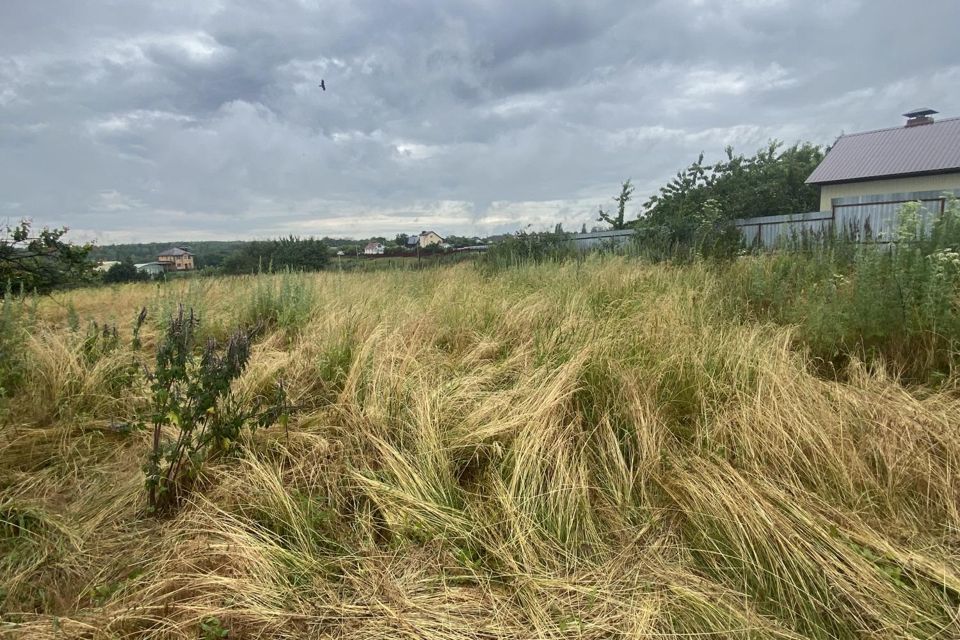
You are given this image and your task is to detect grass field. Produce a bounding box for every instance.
[2,257,959,638]
[332,252,480,272]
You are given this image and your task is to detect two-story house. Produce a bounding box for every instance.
[157,247,195,271]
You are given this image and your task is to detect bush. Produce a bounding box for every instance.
[732,197,960,379]
[238,270,316,335]
[143,306,289,513]
[633,199,742,263]
[479,230,578,272]
[641,142,824,231]
[103,258,148,284]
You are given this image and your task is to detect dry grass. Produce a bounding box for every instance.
[1,258,959,638]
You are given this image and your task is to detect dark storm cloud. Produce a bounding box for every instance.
[1,0,959,242]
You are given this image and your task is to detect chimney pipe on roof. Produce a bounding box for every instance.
[903,108,937,127]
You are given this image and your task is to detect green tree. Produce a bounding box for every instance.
[597,179,635,230]
[443,235,475,248]
[394,233,409,247]
[103,257,146,283]
[222,236,329,275]
[640,141,824,244]
[0,220,94,292]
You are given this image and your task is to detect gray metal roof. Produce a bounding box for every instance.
[806,116,960,185]
[158,247,192,256]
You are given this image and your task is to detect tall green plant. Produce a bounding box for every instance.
[143,306,289,513]
[478,230,578,272]
[0,282,29,407]
[239,270,316,334]
[732,196,960,379]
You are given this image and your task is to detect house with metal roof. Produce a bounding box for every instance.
[807,109,960,214]
[417,231,444,247]
[405,231,445,248]
[735,110,960,247]
[157,247,195,271]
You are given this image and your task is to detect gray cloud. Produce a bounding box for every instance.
[1,0,959,242]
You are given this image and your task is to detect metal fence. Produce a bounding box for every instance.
[734,211,833,247]
[569,228,638,251]
[734,189,959,248]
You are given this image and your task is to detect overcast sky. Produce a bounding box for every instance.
[2,0,959,243]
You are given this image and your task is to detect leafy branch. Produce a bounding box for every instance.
[1,220,94,292]
[596,179,635,230]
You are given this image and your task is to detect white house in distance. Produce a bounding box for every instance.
[406,230,445,248]
[363,242,385,255]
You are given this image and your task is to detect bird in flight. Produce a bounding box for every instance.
[319,79,326,91]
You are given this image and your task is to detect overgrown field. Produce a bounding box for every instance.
[2,258,959,638]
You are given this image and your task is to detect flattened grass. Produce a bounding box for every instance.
[1,259,958,638]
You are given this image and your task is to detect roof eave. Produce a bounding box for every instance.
[806,166,960,186]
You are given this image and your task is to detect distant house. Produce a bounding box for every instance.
[406,231,445,248]
[134,262,166,276]
[806,108,960,220]
[157,247,195,271]
[418,231,444,247]
[363,242,385,255]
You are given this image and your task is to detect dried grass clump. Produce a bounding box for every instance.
[2,259,958,638]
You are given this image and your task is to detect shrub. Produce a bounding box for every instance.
[238,270,316,335]
[732,196,960,379]
[479,230,578,272]
[103,257,149,284]
[143,306,289,513]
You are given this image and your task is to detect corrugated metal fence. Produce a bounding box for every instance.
[570,228,639,251]
[734,189,959,248]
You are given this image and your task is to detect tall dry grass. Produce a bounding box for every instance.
[1,259,958,638]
